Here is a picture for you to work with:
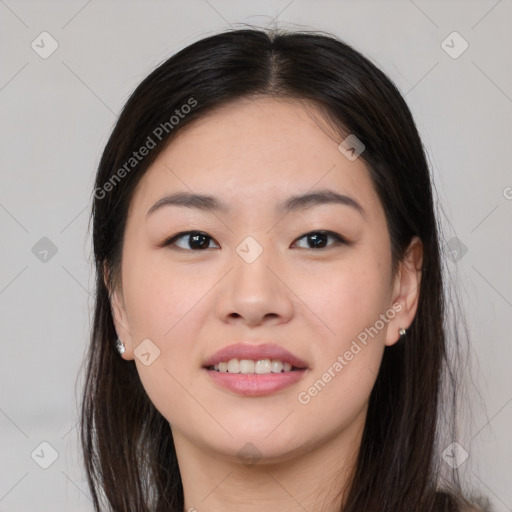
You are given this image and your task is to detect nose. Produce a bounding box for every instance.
[215,244,295,328]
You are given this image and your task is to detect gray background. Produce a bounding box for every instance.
[1,0,511,510]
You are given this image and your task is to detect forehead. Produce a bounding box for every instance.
[129,96,381,220]
[162,97,346,180]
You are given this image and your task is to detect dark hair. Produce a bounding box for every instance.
[81,27,481,511]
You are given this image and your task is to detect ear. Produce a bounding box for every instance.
[385,236,423,347]
[103,261,134,360]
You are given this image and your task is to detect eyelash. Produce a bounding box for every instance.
[162,230,348,251]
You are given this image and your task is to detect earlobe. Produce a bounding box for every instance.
[110,288,135,360]
[385,236,423,346]
[103,261,134,359]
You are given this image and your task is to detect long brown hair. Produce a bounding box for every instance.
[80,27,481,511]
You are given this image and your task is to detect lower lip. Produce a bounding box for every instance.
[204,369,307,396]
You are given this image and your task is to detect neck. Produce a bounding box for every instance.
[172,412,365,512]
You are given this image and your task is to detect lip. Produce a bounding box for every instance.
[202,342,309,369]
[202,342,309,397]
[205,369,307,396]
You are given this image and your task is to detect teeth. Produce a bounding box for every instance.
[227,359,239,373]
[211,358,297,374]
[240,359,255,374]
[271,360,283,373]
[255,359,271,374]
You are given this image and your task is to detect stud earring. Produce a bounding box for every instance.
[398,327,407,337]
[115,337,126,355]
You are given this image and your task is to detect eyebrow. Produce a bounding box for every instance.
[146,189,366,218]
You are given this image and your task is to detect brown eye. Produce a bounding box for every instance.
[164,231,220,250]
[293,231,347,249]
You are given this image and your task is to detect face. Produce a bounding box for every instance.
[109,96,422,464]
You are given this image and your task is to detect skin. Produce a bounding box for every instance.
[108,96,423,512]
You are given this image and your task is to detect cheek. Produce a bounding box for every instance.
[294,272,389,429]
[122,252,212,341]
[303,252,393,410]
[121,251,219,375]
[298,255,392,346]
[122,260,210,423]
[294,255,392,403]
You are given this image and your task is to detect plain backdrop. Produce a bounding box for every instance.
[0,1,511,510]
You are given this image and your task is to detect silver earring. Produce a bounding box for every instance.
[115,337,126,355]
[398,327,407,337]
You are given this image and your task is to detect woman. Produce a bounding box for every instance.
[80,27,484,511]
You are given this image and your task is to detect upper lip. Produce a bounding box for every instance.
[202,343,308,369]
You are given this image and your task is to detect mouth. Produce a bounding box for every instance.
[202,343,308,396]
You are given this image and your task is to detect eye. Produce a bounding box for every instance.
[292,230,347,250]
[162,229,347,251]
[163,231,219,251]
